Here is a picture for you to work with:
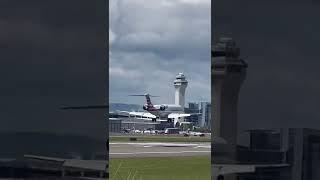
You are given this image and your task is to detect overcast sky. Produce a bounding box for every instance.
[213,0,320,130]
[109,0,211,105]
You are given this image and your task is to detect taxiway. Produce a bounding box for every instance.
[110,142,211,158]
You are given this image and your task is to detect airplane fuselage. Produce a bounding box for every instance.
[144,104,184,118]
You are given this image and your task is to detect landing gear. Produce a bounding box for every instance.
[152,118,156,122]
[175,122,180,128]
[160,105,166,111]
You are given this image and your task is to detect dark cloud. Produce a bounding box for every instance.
[0,0,108,140]
[213,0,320,130]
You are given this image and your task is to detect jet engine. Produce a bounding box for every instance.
[160,105,166,111]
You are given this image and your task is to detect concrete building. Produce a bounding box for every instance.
[287,128,320,180]
[212,37,248,161]
[185,102,201,126]
[188,102,199,110]
[199,102,211,129]
[185,102,211,129]
[207,103,212,130]
[212,37,320,180]
[235,128,320,180]
[174,72,188,109]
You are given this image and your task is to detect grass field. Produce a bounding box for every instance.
[110,135,211,142]
[109,156,211,180]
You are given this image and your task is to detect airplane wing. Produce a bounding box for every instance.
[189,113,201,116]
[114,111,155,118]
[168,113,191,119]
[117,111,165,122]
[128,111,157,119]
[122,121,160,125]
[157,119,169,122]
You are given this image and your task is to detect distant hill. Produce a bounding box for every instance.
[109,103,142,112]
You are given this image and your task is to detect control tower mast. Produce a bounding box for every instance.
[174,73,188,109]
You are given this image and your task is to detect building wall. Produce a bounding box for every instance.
[109,119,121,133]
[186,102,201,126]
[205,103,212,130]
[199,102,211,129]
[185,102,211,129]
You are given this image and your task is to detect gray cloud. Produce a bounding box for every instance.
[110,0,211,105]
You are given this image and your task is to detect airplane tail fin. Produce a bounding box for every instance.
[145,94,153,106]
[129,94,159,107]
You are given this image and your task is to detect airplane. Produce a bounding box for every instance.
[126,93,200,127]
[60,93,200,127]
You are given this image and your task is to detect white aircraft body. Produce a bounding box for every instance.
[60,94,198,127]
[127,94,198,127]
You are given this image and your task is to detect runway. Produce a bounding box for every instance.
[110,142,211,158]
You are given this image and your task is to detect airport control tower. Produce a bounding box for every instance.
[174,73,188,109]
[212,37,247,161]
